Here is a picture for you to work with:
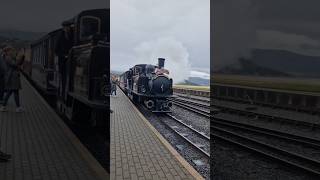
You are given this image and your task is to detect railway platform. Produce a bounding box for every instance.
[0,77,109,180]
[110,89,202,180]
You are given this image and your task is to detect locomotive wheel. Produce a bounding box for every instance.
[132,93,139,102]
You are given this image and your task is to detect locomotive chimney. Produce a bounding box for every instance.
[158,58,165,68]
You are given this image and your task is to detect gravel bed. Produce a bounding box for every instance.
[162,116,210,153]
[171,105,210,136]
[212,138,318,180]
[139,106,210,179]
[212,99,320,179]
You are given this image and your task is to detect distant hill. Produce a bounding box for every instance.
[0,29,45,41]
[216,57,291,77]
[111,70,124,75]
[177,77,209,86]
[215,49,320,78]
[250,49,320,77]
[186,77,209,86]
[0,35,8,42]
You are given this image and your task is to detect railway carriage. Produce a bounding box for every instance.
[25,9,110,133]
[29,29,61,95]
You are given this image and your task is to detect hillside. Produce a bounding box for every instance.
[0,29,45,41]
[215,49,320,78]
[216,57,291,77]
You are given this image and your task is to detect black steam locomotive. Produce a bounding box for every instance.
[24,9,110,132]
[119,58,173,112]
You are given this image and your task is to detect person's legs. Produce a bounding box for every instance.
[13,90,20,107]
[14,90,23,112]
[0,90,12,111]
[2,90,13,106]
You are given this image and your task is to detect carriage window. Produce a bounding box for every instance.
[80,16,101,40]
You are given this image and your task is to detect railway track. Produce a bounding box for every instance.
[211,117,320,176]
[174,93,210,104]
[212,96,319,115]
[164,113,210,158]
[172,98,211,118]
[138,103,210,179]
[212,100,320,129]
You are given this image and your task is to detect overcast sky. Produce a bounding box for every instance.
[111,0,210,82]
[0,0,108,32]
[213,0,320,69]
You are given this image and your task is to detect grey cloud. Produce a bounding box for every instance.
[213,0,320,69]
[111,0,210,81]
[0,0,108,32]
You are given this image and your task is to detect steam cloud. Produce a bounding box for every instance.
[134,37,191,84]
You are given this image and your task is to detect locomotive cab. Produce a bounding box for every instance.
[28,9,110,134]
[55,9,110,132]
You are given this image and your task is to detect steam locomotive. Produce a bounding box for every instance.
[23,9,110,132]
[119,58,173,112]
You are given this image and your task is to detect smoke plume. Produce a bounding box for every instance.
[134,37,191,84]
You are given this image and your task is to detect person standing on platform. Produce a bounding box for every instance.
[0,47,7,104]
[54,22,74,99]
[0,46,12,162]
[0,47,24,113]
[111,76,117,96]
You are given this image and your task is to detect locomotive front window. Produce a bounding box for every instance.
[80,16,101,40]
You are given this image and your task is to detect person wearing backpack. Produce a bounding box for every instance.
[0,47,24,113]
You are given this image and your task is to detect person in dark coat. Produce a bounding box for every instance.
[0,45,13,161]
[54,22,74,98]
[0,47,24,112]
[111,76,117,96]
[0,47,7,104]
